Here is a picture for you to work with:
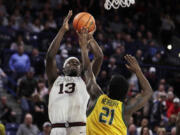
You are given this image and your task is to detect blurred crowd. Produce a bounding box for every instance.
[0,0,180,135]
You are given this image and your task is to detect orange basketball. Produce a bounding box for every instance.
[73,12,95,33]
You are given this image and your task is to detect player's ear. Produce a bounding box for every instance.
[80,64,84,76]
[62,68,66,75]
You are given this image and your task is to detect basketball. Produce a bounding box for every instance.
[73,12,96,32]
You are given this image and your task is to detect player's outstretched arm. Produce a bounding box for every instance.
[176,112,180,135]
[88,26,104,78]
[124,55,153,115]
[46,10,72,86]
[77,28,103,99]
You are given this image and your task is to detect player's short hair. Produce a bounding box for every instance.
[108,75,129,102]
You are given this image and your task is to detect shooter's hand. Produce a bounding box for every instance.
[77,28,89,48]
[124,54,141,73]
[88,25,96,41]
[62,10,72,32]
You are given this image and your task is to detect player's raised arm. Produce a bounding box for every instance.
[88,26,104,78]
[176,112,180,135]
[124,55,153,115]
[46,10,72,86]
[77,28,103,99]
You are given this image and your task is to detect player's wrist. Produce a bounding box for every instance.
[135,69,142,74]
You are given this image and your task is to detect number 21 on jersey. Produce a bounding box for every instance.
[99,107,115,125]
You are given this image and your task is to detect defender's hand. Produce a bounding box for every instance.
[77,28,89,48]
[62,10,72,31]
[124,54,141,73]
[177,112,180,127]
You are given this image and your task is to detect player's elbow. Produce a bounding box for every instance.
[144,88,153,99]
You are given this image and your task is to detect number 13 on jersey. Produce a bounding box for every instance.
[99,107,115,125]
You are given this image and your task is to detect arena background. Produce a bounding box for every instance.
[0,0,180,135]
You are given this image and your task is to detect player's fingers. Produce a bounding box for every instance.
[67,10,72,20]
[84,28,88,34]
[132,56,138,63]
[124,55,131,64]
[79,27,83,34]
[76,30,80,36]
[127,55,134,63]
[64,10,72,23]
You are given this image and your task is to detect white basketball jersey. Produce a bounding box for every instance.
[48,76,89,124]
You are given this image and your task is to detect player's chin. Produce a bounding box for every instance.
[68,69,78,76]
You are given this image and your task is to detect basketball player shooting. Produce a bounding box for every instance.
[77,28,153,135]
[46,10,103,135]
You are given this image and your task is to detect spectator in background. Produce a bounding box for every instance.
[34,78,48,101]
[128,124,138,135]
[160,15,175,45]
[140,126,150,135]
[168,86,174,93]
[47,14,57,29]
[0,0,7,16]
[166,91,174,109]
[31,48,45,76]
[145,67,157,88]
[153,84,165,100]
[166,115,176,133]
[38,122,51,135]
[17,113,39,135]
[156,128,166,135]
[135,49,143,64]
[30,18,44,33]
[10,35,24,51]
[167,98,180,118]
[150,92,165,128]
[56,49,68,73]
[151,52,162,64]
[112,45,125,62]
[171,127,176,135]
[137,118,153,135]
[107,57,118,77]
[0,96,16,123]
[17,67,37,121]
[9,45,31,80]
[97,70,109,91]
[32,94,48,130]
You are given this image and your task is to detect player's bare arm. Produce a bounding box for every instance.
[46,10,72,87]
[176,112,180,135]
[88,26,104,78]
[124,55,153,124]
[77,28,103,100]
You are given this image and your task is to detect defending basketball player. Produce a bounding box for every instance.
[176,112,180,135]
[46,10,103,135]
[77,28,153,135]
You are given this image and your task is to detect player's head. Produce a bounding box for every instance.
[108,75,129,102]
[63,57,81,76]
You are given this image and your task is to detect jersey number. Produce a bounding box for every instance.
[59,83,75,94]
[99,107,115,125]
